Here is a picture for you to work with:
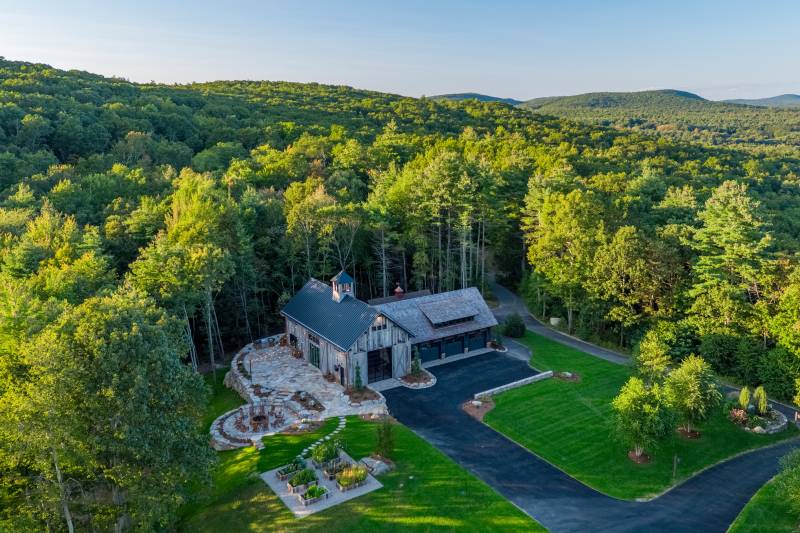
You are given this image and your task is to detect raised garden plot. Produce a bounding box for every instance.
[262,450,383,518]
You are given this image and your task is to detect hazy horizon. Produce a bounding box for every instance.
[2,0,799,101]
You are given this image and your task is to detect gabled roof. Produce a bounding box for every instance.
[331,270,354,284]
[374,287,498,345]
[281,279,377,351]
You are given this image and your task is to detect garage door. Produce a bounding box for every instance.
[468,330,486,351]
[444,337,463,357]
[419,342,441,362]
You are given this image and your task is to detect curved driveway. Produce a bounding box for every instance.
[383,353,799,533]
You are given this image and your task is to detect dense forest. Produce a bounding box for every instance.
[2,57,800,530]
[520,89,800,149]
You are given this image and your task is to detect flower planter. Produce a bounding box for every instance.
[322,459,348,480]
[276,465,301,481]
[336,479,367,492]
[287,479,317,494]
[298,488,328,506]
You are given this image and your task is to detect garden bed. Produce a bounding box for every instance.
[298,485,329,506]
[554,371,581,383]
[345,387,381,403]
[292,391,325,412]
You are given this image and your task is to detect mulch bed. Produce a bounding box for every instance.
[280,420,324,435]
[461,398,496,422]
[554,371,582,383]
[627,450,651,464]
[345,387,381,402]
[400,371,434,386]
[677,427,701,440]
[291,391,325,412]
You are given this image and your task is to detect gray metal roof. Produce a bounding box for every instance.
[418,297,477,325]
[331,271,354,284]
[367,289,431,305]
[281,279,377,351]
[375,287,498,345]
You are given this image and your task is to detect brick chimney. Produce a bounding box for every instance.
[394,283,405,299]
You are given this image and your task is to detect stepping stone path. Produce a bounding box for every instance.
[299,417,347,459]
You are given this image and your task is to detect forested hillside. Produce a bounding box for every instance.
[521,89,800,148]
[2,58,800,530]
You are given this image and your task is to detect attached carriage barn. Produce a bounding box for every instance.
[280,271,497,387]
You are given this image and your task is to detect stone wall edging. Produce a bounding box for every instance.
[473,371,553,400]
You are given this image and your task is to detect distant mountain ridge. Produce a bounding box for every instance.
[724,94,800,108]
[521,89,709,111]
[430,92,523,105]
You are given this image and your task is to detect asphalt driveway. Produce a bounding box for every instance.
[383,352,799,533]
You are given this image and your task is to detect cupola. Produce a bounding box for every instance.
[331,271,355,302]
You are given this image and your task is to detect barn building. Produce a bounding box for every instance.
[280,271,497,387]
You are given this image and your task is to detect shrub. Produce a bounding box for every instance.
[734,337,764,385]
[753,385,768,415]
[502,313,526,338]
[376,416,394,458]
[410,355,422,377]
[699,333,739,376]
[311,441,338,464]
[336,464,368,488]
[355,361,364,391]
[758,347,800,401]
[289,468,316,487]
[778,450,800,516]
[738,387,750,410]
[728,408,748,426]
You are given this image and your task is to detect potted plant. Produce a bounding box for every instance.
[311,440,339,468]
[336,464,368,492]
[276,457,305,481]
[287,468,317,494]
[299,484,328,506]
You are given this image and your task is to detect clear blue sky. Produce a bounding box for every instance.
[1,0,798,100]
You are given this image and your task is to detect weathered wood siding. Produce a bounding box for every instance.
[285,314,410,387]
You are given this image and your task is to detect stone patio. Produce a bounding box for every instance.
[210,335,387,450]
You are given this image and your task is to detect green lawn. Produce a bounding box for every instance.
[181,370,545,532]
[729,475,798,532]
[485,331,798,500]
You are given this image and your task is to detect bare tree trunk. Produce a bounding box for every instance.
[52,449,74,533]
[182,304,198,372]
[212,302,225,357]
[480,219,486,293]
[401,247,407,290]
[205,289,216,379]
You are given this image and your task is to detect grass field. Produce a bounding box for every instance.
[484,331,798,500]
[180,370,544,532]
[729,475,798,532]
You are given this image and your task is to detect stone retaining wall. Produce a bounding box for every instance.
[473,371,553,400]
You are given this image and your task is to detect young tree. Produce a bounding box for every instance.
[753,385,768,416]
[634,327,673,384]
[612,377,675,460]
[376,416,394,459]
[664,355,722,434]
